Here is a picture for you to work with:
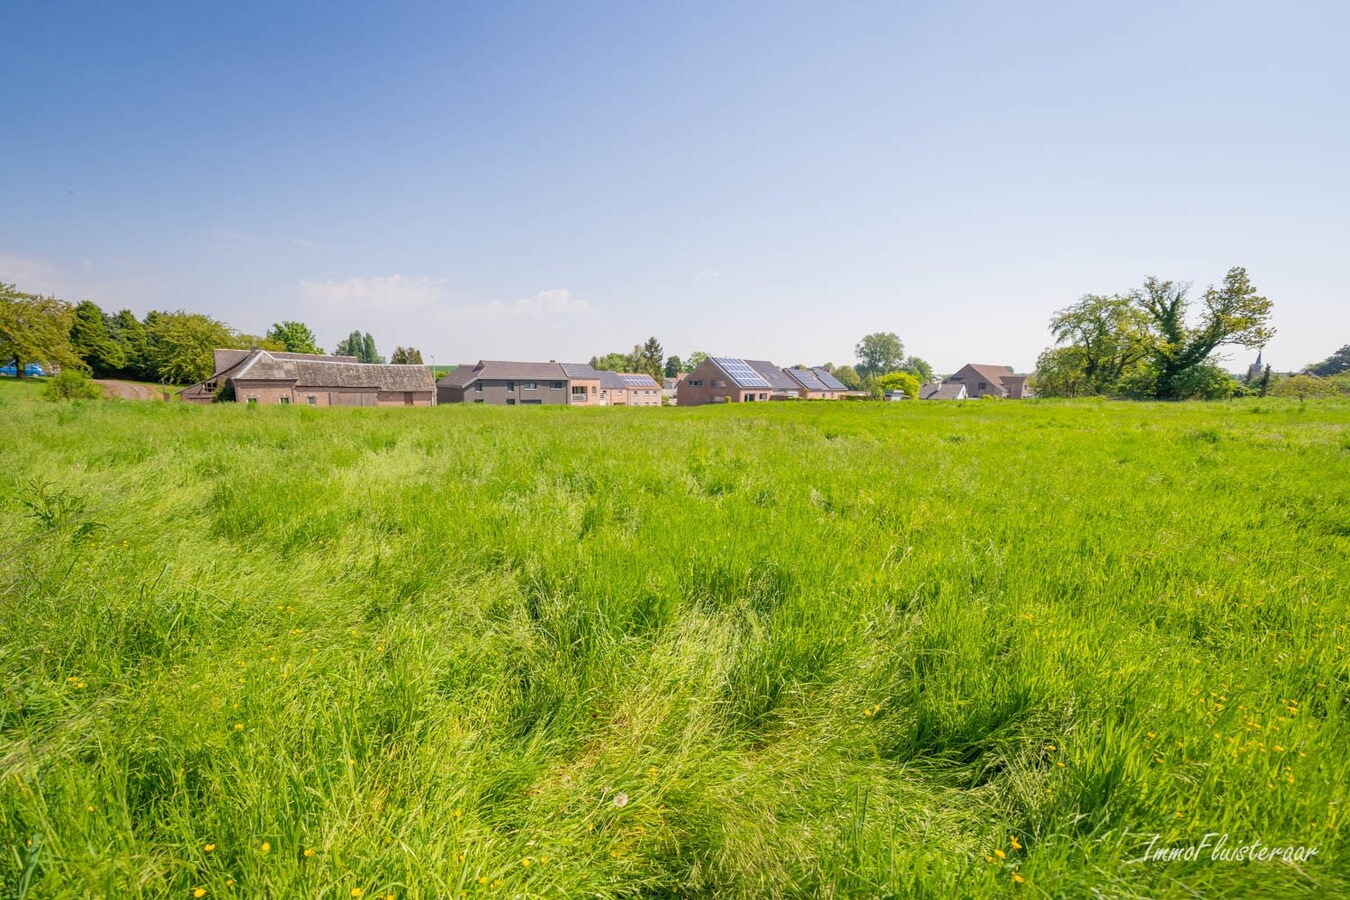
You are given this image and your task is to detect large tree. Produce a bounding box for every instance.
[684,352,708,372]
[1047,294,1151,394]
[1133,268,1273,400]
[877,371,920,398]
[266,320,323,354]
[69,299,126,377]
[831,365,863,391]
[900,355,933,384]
[107,309,153,380]
[335,331,384,363]
[638,337,664,380]
[0,284,82,377]
[390,346,424,364]
[145,310,238,385]
[854,332,905,377]
[664,355,683,378]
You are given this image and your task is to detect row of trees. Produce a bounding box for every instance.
[1,283,413,385]
[1033,267,1276,400]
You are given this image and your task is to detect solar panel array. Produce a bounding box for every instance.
[619,373,657,387]
[812,368,847,391]
[710,357,771,388]
[788,368,829,391]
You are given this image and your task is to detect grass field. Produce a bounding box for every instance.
[1,379,1346,898]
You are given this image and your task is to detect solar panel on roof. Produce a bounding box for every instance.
[812,368,847,391]
[619,374,655,387]
[790,368,829,391]
[710,357,771,388]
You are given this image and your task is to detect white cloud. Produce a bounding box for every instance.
[299,276,595,322]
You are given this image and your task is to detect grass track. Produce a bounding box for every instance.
[1,380,1346,897]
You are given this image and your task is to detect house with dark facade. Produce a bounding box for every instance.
[180,349,436,406]
[437,361,573,405]
[945,364,1033,399]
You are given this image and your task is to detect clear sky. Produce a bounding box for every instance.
[3,1,1347,374]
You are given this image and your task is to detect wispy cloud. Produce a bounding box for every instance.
[298,276,596,322]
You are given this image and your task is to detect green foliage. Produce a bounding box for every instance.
[638,337,664,381]
[69,300,126,376]
[265,320,323,354]
[390,346,424,365]
[42,368,105,401]
[831,364,862,390]
[853,332,905,377]
[107,309,153,379]
[664,356,682,378]
[877,371,919,398]
[335,331,384,363]
[1306,344,1350,376]
[0,283,83,377]
[144,310,239,385]
[899,355,932,384]
[1271,373,1335,401]
[0,388,1346,896]
[684,352,708,372]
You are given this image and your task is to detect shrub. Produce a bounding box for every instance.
[42,369,104,401]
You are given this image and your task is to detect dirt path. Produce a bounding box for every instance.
[95,380,166,401]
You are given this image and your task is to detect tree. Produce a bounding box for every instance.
[335,331,384,363]
[1133,268,1274,400]
[855,332,905,377]
[899,356,933,384]
[0,284,82,377]
[638,337,664,380]
[390,346,424,364]
[664,355,682,378]
[361,332,385,364]
[1032,347,1092,398]
[1271,374,1334,402]
[69,299,126,377]
[877,371,920,398]
[266,320,323,354]
[144,310,238,385]
[108,310,153,380]
[1047,294,1151,394]
[1306,345,1350,376]
[685,352,708,372]
[591,352,630,373]
[832,365,862,391]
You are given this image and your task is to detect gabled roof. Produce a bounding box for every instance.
[560,363,602,380]
[598,371,628,389]
[744,360,799,391]
[921,381,968,400]
[618,373,660,388]
[228,350,434,392]
[812,368,848,391]
[437,360,569,387]
[438,364,479,389]
[951,363,1016,387]
[785,368,829,391]
[708,357,772,388]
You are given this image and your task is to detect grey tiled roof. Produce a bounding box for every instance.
[744,360,799,391]
[233,351,434,392]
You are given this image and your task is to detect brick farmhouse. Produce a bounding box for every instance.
[676,357,847,405]
[437,361,664,406]
[181,349,435,406]
[944,363,1033,399]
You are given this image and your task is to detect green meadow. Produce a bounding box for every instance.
[1,378,1346,898]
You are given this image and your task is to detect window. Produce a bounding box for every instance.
[204,381,217,391]
[551,381,563,390]
[506,398,516,405]
[524,381,538,390]
[475,383,483,393]
[246,397,258,404]
[279,396,290,405]
[688,379,702,387]
[712,379,726,388]
[978,382,987,390]
[507,381,515,392]
[474,399,484,404]
[571,386,587,398]
[307,395,317,405]
[590,385,596,394]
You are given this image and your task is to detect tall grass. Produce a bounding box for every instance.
[1,380,1346,897]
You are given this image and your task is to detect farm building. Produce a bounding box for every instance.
[180,349,435,406]
[945,364,1033,398]
[436,361,661,406]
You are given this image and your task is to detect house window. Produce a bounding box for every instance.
[590,385,596,394]
[551,381,563,389]
[571,386,586,398]
[474,399,484,404]
[279,396,290,405]
[204,381,217,391]
[524,381,538,390]
[307,395,317,405]
[507,382,515,392]
[475,383,483,393]
[978,382,987,390]
[246,397,257,405]
[688,379,702,387]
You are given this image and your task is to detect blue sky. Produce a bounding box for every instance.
[3,1,1347,373]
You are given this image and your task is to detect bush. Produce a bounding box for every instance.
[42,369,104,401]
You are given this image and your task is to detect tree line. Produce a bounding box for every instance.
[0,284,419,385]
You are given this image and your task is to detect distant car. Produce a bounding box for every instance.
[0,362,46,377]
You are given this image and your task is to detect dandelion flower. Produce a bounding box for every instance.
[995,849,1006,859]
[1047,744,1056,752]
[204,843,216,852]
[77,682,87,689]
[613,792,629,808]
[1012,872,1025,884]
[304,848,315,857]
[234,723,244,732]
[521,858,531,866]
[351,890,363,898]
[478,877,489,885]
[1009,836,1022,850]
[260,841,271,854]
[87,805,94,812]
[194,890,207,898]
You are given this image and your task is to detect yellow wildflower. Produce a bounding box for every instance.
[304,848,315,857]
[995,849,1006,859]
[204,843,216,852]
[260,841,271,854]
[1012,872,1025,884]
[194,890,207,898]
[351,890,363,898]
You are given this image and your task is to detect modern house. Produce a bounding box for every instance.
[436,360,573,405]
[784,367,847,399]
[180,349,436,406]
[920,381,969,400]
[677,357,847,405]
[435,361,662,406]
[945,364,1033,399]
